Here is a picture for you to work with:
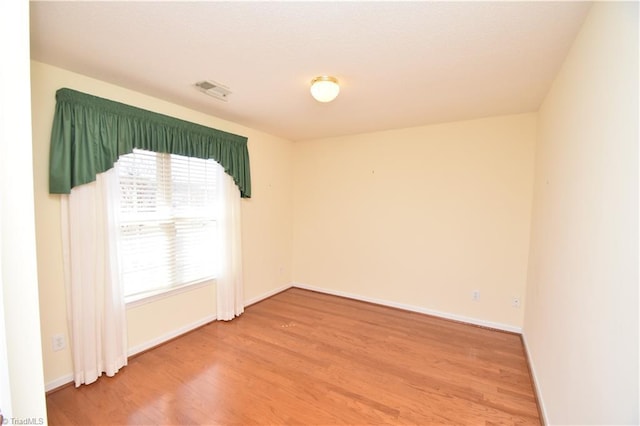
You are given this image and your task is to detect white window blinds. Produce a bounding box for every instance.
[117,149,219,299]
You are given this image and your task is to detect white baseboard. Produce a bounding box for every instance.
[293,282,522,334]
[244,284,293,307]
[127,314,216,357]
[521,332,548,425]
[45,373,74,392]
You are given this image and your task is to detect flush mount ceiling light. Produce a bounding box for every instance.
[310,76,340,103]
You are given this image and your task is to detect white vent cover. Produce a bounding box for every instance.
[195,80,232,102]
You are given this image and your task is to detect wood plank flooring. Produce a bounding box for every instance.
[46,288,541,425]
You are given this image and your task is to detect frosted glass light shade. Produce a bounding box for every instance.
[310,76,340,102]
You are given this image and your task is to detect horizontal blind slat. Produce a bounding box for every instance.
[117,149,219,298]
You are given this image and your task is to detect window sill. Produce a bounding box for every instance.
[125,278,216,309]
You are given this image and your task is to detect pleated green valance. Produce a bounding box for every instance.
[49,88,251,198]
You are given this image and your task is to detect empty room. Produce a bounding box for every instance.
[0,1,637,425]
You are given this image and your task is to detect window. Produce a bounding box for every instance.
[117,149,220,300]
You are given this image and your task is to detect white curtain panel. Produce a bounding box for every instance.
[60,168,128,387]
[216,167,245,321]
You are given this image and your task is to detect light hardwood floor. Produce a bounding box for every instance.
[46,288,541,425]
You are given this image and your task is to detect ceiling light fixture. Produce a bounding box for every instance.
[310,76,340,103]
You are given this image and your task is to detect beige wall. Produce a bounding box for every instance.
[292,114,536,329]
[30,62,294,388]
[524,2,638,424]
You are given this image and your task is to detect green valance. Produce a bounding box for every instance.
[49,88,251,198]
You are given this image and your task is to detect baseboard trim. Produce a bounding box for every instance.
[521,332,548,425]
[127,314,216,357]
[45,373,75,393]
[292,282,522,334]
[244,284,293,308]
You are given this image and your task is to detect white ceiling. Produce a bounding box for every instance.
[29,1,591,142]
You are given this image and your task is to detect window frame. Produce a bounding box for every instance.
[116,149,221,304]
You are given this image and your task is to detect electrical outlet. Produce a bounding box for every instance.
[512,297,521,308]
[52,334,66,352]
[472,290,480,302]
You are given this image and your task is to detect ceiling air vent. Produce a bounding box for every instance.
[195,80,232,102]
